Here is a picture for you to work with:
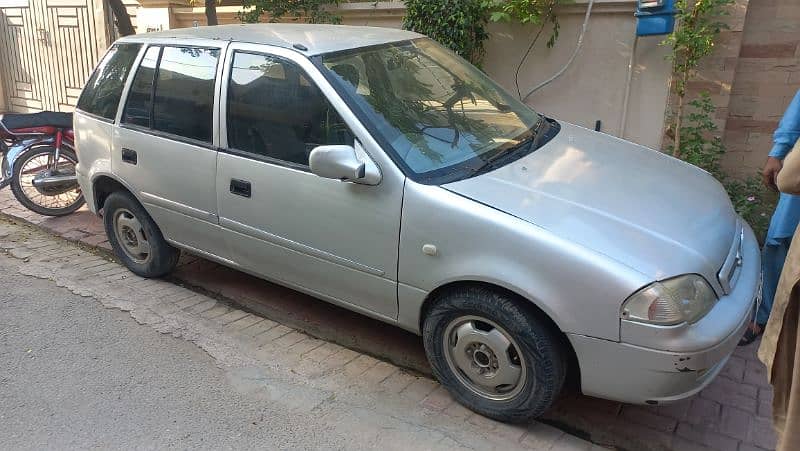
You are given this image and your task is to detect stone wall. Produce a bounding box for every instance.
[484,1,673,149]
[722,0,800,176]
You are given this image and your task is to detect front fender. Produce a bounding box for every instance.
[397,182,651,340]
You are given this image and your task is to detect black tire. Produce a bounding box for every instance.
[10,145,85,216]
[422,285,566,423]
[103,190,179,278]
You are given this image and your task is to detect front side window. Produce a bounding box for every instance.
[77,43,141,120]
[227,51,354,167]
[319,38,554,183]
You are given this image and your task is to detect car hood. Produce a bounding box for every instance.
[444,121,738,283]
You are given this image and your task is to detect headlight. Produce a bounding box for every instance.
[621,274,718,326]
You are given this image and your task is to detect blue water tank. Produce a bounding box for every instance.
[635,0,677,36]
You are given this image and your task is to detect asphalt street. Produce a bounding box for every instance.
[0,253,476,450]
[0,253,363,449]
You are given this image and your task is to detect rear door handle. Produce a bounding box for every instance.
[230,179,251,198]
[121,148,137,165]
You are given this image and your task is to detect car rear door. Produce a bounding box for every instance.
[114,40,230,261]
[215,43,405,320]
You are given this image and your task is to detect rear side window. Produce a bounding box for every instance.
[154,47,219,142]
[122,46,160,128]
[77,43,141,120]
[122,45,220,143]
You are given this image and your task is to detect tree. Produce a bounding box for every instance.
[238,0,341,24]
[106,0,136,36]
[205,0,219,25]
[403,0,489,65]
[664,0,732,159]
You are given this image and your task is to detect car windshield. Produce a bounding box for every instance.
[318,38,552,183]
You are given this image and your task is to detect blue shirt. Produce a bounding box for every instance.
[767,89,800,244]
[769,90,800,159]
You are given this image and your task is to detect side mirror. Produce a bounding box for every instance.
[309,145,381,185]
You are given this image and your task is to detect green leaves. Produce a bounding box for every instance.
[485,0,564,48]
[402,0,490,65]
[486,0,558,24]
[663,0,733,96]
[724,176,774,243]
[237,0,341,25]
[675,93,724,175]
[490,11,511,22]
[403,0,565,65]
[662,0,734,164]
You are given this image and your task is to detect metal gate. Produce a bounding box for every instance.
[0,0,112,112]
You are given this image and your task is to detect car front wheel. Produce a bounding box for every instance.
[422,285,566,422]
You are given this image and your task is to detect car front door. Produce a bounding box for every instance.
[114,41,230,260]
[216,44,404,320]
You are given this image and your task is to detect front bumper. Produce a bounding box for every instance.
[569,221,761,405]
[568,306,751,404]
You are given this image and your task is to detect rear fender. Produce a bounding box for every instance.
[1,136,68,185]
[2,137,49,187]
[0,140,8,188]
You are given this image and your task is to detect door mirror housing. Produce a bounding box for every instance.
[310,145,364,181]
[309,144,381,185]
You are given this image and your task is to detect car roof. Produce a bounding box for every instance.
[117,24,424,56]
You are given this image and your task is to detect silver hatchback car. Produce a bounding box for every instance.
[74,24,761,422]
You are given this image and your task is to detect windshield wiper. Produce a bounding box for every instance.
[472,116,546,173]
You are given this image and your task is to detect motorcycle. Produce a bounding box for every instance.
[0,111,85,216]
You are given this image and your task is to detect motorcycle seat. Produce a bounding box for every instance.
[1,111,73,130]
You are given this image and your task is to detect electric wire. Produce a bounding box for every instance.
[521,0,596,103]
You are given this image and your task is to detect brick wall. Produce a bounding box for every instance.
[722,0,800,177]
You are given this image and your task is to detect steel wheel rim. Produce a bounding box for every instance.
[18,150,81,210]
[113,208,151,264]
[443,315,528,401]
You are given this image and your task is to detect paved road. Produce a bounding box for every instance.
[0,220,595,451]
[0,254,360,450]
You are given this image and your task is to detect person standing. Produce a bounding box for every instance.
[759,139,800,450]
[740,89,800,345]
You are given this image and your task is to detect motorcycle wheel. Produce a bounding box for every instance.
[10,145,85,217]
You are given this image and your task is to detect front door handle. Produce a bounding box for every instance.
[230,179,251,198]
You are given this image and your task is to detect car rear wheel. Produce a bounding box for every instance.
[103,191,179,278]
[422,285,566,422]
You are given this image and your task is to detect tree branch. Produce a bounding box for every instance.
[106,0,136,36]
[205,0,219,25]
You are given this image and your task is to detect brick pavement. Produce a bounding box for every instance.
[0,188,779,451]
